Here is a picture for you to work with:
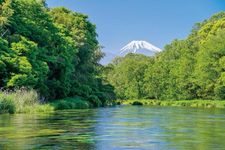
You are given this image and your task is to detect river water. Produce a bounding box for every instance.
[0,106,225,150]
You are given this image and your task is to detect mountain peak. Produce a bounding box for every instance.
[120,40,162,54]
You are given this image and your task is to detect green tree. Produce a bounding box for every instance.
[106,54,152,99]
[50,7,114,104]
[0,37,14,87]
[194,29,225,99]
[106,12,225,101]
[0,0,14,37]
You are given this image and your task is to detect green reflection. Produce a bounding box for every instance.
[0,106,225,150]
[0,110,97,149]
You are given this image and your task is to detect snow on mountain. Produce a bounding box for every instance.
[120,40,162,54]
[100,40,162,65]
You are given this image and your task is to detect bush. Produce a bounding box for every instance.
[0,96,15,114]
[87,95,102,107]
[0,89,53,114]
[10,89,40,113]
[51,97,91,110]
[132,101,143,106]
[214,85,225,100]
[117,99,225,109]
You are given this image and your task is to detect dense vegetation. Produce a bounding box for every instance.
[0,89,53,114]
[0,0,115,111]
[1,0,225,113]
[105,12,225,101]
[117,99,225,109]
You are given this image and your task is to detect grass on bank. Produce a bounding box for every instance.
[0,89,93,114]
[2,89,225,114]
[117,99,225,108]
[0,89,54,114]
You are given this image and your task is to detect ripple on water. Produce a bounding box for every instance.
[0,106,225,150]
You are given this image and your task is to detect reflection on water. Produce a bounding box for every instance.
[0,106,225,150]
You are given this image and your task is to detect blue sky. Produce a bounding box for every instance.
[46,0,225,62]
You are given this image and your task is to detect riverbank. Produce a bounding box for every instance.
[0,89,96,114]
[0,89,52,114]
[2,89,225,115]
[117,99,225,109]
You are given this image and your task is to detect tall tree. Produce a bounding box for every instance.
[0,0,13,37]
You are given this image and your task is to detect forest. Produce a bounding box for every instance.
[104,12,225,101]
[1,0,225,114]
[0,0,115,113]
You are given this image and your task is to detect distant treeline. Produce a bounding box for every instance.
[0,0,115,106]
[104,12,225,100]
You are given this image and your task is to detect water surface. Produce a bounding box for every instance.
[0,106,225,150]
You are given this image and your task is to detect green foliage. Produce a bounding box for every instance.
[9,88,40,112]
[0,37,14,86]
[0,95,15,114]
[51,97,91,110]
[87,95,102,107]
[118,99,225,109]
[106,12,225,101]
[0,0,115,107]
[49,7,111,103]
[6,37,49,90]
[105,53,152,99]
[0,89,54,114]
[132,101,143,106]
[0,0,14,36]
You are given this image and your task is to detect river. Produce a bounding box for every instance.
[0,106,225,150]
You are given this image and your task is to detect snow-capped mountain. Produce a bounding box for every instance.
[100,40,162,65]
[120,40,162,54]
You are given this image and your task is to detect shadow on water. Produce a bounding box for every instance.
[0,106,225,150]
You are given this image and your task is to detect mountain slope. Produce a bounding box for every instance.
[120,40,162,54]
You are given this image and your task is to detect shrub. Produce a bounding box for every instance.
[51,97,91,110]
[214,85,225,100]
[132,101,143,106]
[87,95,102,107]
[0,88,53,114]
[0,96,15,114]
[11,89,40,113]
